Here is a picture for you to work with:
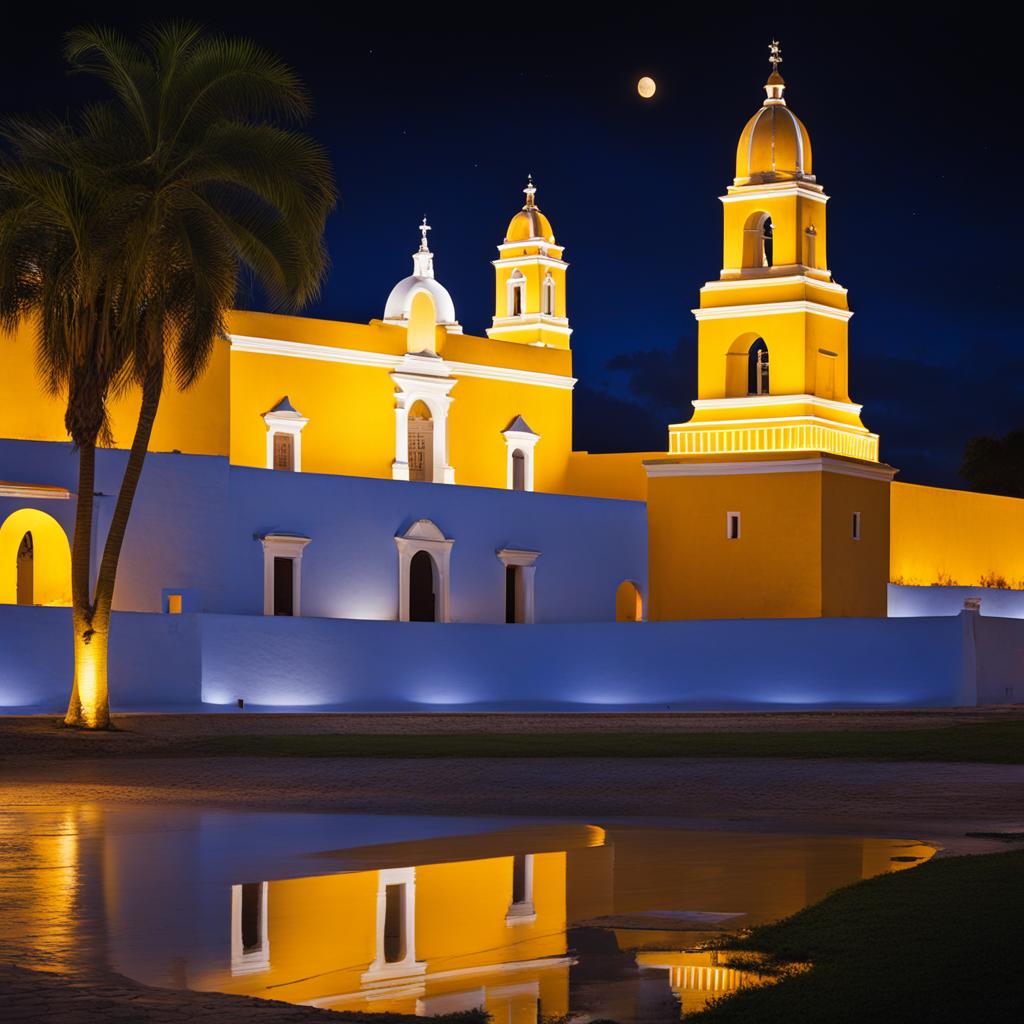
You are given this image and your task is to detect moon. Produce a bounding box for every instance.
[637,76,656,99]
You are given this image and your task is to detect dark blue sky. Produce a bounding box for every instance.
[5,10,1021,487]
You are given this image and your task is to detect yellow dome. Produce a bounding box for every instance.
[734,73,813,185]
[505,177,555,244]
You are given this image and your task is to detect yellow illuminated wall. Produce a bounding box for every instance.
[647,459,890,620]
[891,482,1024,588]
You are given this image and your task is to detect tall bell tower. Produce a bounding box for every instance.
[487,177,572,349]
[645,44,896,622]
[670,41,877,462]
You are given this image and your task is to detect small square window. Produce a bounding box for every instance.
[852,511,862,541]
[726,512,741,540]
[167,593,183,614]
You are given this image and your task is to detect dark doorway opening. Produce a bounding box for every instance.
[409,550,436,622]
[273,556,294,616]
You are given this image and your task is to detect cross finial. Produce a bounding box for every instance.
[523,174,536,206]
[419,215,431,252]
[769,39,782,72]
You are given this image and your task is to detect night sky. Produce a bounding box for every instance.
[4,10,1020,488]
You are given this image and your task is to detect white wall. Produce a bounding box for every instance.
[889,583,1024,620]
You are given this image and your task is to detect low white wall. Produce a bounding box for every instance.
[4,606,1018,713]
[889,583,1024,619]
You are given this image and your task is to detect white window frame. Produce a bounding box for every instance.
[507,270,526,317]
[395,519,453,622]
[502,423,540,492]
[260,534,311,616]
[505,853,536,925]
[262,402,308,472]
[496,548,540,624]
[726,512,741,540]
[361,866,427,985]
[391,353,456,485]
[230,881,270,976]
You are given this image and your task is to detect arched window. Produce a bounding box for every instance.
[615,580,643,622]
[762,216,773,267]
[16,531,33,606]
[804,224,817,268]
[407,400,433,482]
[509,270,526,317]
[748,339,769,396]
[542,273,555,315]
[409,550,437,622]
[742,212,773,268]
[511,449,526,491]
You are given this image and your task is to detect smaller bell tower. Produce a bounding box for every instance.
[487,177,572,349]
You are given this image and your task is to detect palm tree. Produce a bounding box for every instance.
[2,24,335,727]
[0,120,134,728]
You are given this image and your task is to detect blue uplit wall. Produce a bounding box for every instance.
[3,605,1015,712]
[0,439,647,623]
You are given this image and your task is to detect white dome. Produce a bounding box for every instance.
[383,219,459,328]
[384,274,457,325]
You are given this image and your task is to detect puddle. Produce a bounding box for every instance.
[0,806,933,1021]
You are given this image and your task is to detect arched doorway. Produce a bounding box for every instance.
[742,212,773,268]
[408,400,433,483]
[0,508,71,606]
[615,580,643,622]
[16,532,33,605]
[409,550,436,622]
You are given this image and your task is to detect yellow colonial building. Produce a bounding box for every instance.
[1,40,1023,683]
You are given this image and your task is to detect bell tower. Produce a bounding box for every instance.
[670,41,877,462]
[487,177,571,349]
[645,44,895,622]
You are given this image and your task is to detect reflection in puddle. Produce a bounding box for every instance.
[0,807,933,1022]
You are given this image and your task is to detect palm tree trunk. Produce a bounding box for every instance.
[64,440,108,729]
[66,361,164,729]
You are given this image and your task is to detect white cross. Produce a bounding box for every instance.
[419,216,431,251]
[769,40,782,70]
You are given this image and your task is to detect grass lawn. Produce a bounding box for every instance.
[185,719,1024,762]
[688,849,1024,1022]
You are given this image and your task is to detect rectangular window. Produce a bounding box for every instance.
[726,512,741,540]
[240,882,263,954]
[852,511,862,541]
[272,432,295,472]
[167,593,183,615]
[383,883,406,964]
[512,854,528,904]
[273,557,294,616]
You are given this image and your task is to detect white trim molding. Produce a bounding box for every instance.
[231,333,575,391]
[720,183,829,204]
[645,455,898,482]
[391,352,456,485]
[259,533,311,616]
[361,867,427,987]
[230,882,270,976]
[701,274,846,295]
[0,482,71,500]
[691,394,863,415]
[505,853,536,925]
[262,397,308,472]
[395,519,453,623]
[497,548,541,624]
[502,416,540,491]
[692,300,852,323]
